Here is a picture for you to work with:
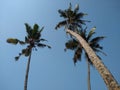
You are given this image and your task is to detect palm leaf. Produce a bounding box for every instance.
[7,38,19,45]
[37,43,51,49]
[25,23,32,37]
[69,3,72,10]
[92,48,107,56]
[58,9,67,18]
[15,56,20,61]
[75,13,87,19]
[55,20,67,30]
[39,27,44,32]
[87,27,96,41]
[73,47,82,64]
[33,24,39,31]
[18,40,26,45]
[65,39,78,50]
[40,38,48,42]
[90,36,105,44]
[74,4,79,14]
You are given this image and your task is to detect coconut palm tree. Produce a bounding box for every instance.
[55,3,90,31]
[64,27,106,90]
[55,3,120,90]
[7,23,51,90]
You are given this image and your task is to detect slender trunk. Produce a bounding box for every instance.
[66,29,120,90]
[87,59,91,90]
[24,51,32,90]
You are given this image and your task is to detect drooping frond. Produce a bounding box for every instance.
[65,39,78,50]
[7,38,25,45]
[37,43,51,49]
[58,9,67,18]
[7,38,19,45]
[73,47,82,64]
[90,36,105,45]
[55,21,67,30]
[14,47,31,61]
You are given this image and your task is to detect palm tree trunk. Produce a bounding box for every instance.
[24,51,32,90]
[66,29,120,90]
[87,59,91,90]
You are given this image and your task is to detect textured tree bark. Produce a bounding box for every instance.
[66,29,120,90]
[24,51,32,90]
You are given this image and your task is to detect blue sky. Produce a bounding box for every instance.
[0,0,120,90]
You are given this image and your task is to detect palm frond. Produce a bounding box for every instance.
[90,36,105,44]
[68,3,72,11]
[15,56,20,61]
[74,4,79,14]
[73,47,82,64]
[87,27,96,40]
[65,39,78,50]
[18,40,26,45]
[7,38,19,45]
[55,20,67,30]
[25,23,32,37]
[92,48,107,56]
[39,27,44,33]
[33,24,39,31]
[58,9,67,18]
[75,13,87,19]
[40,38,48,42]
[91,43,103,50]
[79,29,87,40]
[77,20,86,25]
[33,26,44,40]
[37,43,51,49]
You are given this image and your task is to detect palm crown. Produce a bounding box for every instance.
[55,3,90,30]
[7,23,51,60]
[65,27,106,64]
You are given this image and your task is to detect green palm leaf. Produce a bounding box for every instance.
[87,27,96,40]
[7,38,19,45]
[73,47,82,64]
[55,21,67,30]
[90,36,105,44]
[74,4,79,14]
[65,39,78,50]
[37,43,51,49]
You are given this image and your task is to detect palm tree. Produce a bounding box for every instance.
[65,27,106,90]
[7,23,51,90]
[55,3,120,90]
[55,3,90,31]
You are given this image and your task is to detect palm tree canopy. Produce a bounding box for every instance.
[65,27,106,64]
[7,23,51,60]
[55,3,90,30]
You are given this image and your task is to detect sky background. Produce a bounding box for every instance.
[0,0,120,90]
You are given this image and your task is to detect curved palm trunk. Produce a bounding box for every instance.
[87,59,91,90]
[24,51,32,90]
[66,29,120,90]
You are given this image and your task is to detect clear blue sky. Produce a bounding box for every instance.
[0,0,120,90]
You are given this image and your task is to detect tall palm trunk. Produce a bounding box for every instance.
[66,29,120,90]
[24,50,32,90]
[87,59,91,90]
